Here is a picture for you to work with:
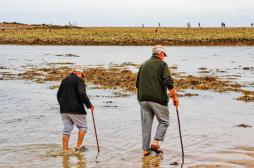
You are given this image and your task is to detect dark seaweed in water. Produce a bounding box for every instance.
[17,63,253,102]
[236,90,254,102]
[55,54,80,57]
[242,67,254,70]
[236,124,252,128]
[0,61,252,101]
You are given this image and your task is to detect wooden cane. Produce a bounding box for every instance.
[91,111,100,153]
[176,108,184,164]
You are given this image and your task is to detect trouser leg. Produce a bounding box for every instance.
[151,103,169,141]
[140,102,154,150]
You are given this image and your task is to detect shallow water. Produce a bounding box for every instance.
[0,45,254,168]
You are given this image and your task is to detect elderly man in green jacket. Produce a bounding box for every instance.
[136,45,179,156]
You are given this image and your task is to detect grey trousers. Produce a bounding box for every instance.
[140,101,169,150]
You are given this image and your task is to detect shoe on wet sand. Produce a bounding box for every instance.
[75,145,88,152]
[150,144,163,155]
[144,149,151,156]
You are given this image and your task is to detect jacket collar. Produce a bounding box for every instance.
[151,55,161,60]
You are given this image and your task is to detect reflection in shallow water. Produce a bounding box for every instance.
[62,154,86,168]
[142,155,162,168]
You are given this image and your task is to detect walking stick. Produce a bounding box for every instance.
[91,111,100,153]
[176,108,184,164]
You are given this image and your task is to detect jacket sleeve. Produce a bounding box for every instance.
[78,79,92,109]
[136,66,141,89]
[57,81,63,104]
[163,63,174,90]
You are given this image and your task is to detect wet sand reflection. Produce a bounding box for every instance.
[62,153,86,168]
[142,155,162,168]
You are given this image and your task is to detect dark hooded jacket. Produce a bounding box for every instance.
[57,73,92,114]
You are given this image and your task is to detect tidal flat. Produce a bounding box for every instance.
[0,45,253,167]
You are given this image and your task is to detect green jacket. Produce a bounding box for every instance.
[136,56,174,106]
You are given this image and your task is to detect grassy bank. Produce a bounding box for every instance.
[1,25,254,45]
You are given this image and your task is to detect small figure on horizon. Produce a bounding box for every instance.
[221,22,226,28]
[187,22,191,28]
[158,22,161,27]
[142,23,144,28]
[198,23,201,28]
[251,23,253,27]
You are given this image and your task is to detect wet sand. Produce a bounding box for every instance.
[190,146,254,168]
[1,144,254,167]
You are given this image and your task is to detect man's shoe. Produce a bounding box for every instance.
[75,145,88,152]
[151,144,159,151]
[144,149,151,156]
[150,144,163,155]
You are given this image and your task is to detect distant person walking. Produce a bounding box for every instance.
[136,45,179,156]
[221,22,226,28]
[57,65,94,153]
[251,23,253,27]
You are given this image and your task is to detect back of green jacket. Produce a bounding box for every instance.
[136,56,174,106]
